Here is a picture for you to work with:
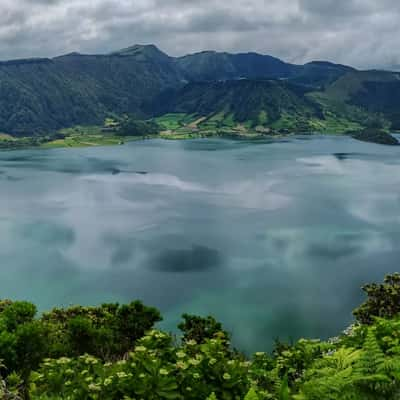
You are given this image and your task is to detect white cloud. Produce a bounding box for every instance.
[0,0,399,69]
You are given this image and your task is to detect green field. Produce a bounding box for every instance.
[0,109,374,152]
[155,110,363,138]
[41,135,126,148]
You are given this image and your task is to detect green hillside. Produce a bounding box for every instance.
[175,51,298,81]
[151,79,364,135]
[0,45,180,136]
[0,44,398,138]
[291,61,355,88]
[316,70,398,102]
[310,70,400,129]
[175,51,354,88]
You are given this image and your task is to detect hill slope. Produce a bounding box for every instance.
[151,80,323,131]
[0,44,399,136]
[0,45,181,135]
[176,52,354,88]
[312,70,400,129]
[175,51,298,81]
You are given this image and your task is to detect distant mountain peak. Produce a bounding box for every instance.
[305,60,356,71]
[63,52,82,57]
[111,44,168,59]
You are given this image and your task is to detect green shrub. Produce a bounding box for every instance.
[31,331,251,400]
[0,300,161,398]
[178,314,230,345]
[42,301,162,360]
[353,273,400,324]
[118,117,160,136]
[1,302,37,332]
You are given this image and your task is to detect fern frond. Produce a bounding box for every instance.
[356,329,385,375]
[278,375,290,400]
[244,387,259,400]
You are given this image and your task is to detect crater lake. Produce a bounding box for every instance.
[1,135,400,352]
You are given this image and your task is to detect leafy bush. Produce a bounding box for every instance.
[118,117,160,136]
[178,314,230,345]
[353,273,400,324]
[42,301,162,360]
[0,300,161,397]
[31,332,250,400]
[30,321,400,400]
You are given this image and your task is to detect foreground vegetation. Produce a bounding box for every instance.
[1,274,400,399]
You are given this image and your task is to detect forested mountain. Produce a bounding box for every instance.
[175,51,298,81]
[290,61,355,88]
[175,51,354,88]
[0,44,399,136]
[0,45,181,135]
[150,80,323,130]
[320,70,400,129]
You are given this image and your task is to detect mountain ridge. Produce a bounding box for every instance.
[0,44,362,76]
[0,43,398,136]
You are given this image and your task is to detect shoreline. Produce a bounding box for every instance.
[0,129,398,152]
[0,130,338,152]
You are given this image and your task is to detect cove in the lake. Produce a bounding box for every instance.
[1,135,400,353]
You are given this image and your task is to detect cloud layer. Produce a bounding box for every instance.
[1,1,399,76]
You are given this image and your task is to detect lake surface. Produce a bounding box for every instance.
[1,135,400,353]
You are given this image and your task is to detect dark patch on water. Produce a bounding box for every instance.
[294,136,314,141]
[148,245,222,273]
[6,175,23,181]
[110,241,135,265]
[306,242,361,261]
[302,162,323,167]
[1,154,128,176]
[19,222,75,247]
[332,152,364,160]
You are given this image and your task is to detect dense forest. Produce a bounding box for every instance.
[1,274,400,399]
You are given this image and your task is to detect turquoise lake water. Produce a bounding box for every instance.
[1,135,400,352]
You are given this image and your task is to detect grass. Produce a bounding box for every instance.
[258,110,268,125]
[311,116,362,134]
[0,109,369,151]
[155,113,196,131]
[0,133,16,140]
[222,113,236,127]
[42,134,126,148]
[156,111,365,138]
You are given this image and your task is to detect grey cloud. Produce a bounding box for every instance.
[300,0,374,17]
[0,0,400,68]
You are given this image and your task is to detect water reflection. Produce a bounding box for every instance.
[0,136,399,352]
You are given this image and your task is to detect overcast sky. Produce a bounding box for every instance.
[1,0,400,69]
